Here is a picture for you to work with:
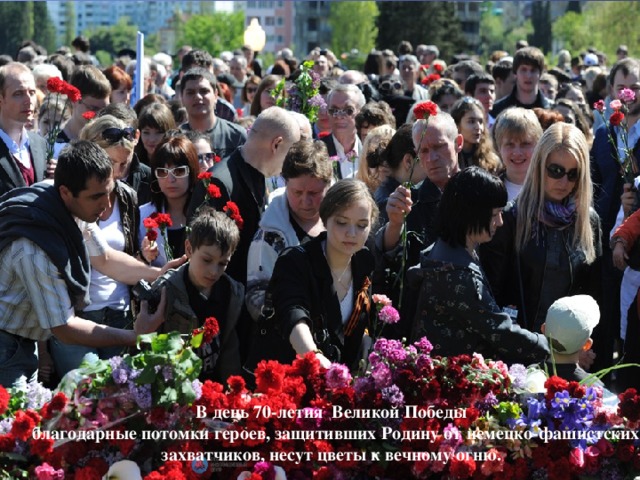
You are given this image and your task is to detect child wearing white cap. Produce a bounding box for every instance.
[541,295,603,385]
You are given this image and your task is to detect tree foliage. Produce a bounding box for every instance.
[177,11,244,58]
[84,17,139,60]
[33,2,56,54]
[528,1,551,53]
[375,2,467,63]
[0,2,55,56]
[328,1,378,56]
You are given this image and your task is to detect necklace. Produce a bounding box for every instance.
[331,260,352,289]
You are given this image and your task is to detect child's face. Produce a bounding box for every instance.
[185,241,232,294]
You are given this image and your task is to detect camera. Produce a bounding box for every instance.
[132,280,161,314]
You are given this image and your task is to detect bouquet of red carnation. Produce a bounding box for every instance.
[144,212,173,261]
[43,77,82,162]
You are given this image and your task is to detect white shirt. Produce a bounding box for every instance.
[0,127,31,169]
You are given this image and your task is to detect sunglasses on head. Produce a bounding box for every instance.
[155,165,190,179]
[102,127,135,144]
[327,106,356,118]
[546,163,579,182]
[198,152,216,164]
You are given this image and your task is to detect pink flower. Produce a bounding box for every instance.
[480,448,506,476]
[610,99,623,111]
[593,99,605,113]
[569,447,585,468]
[378,305,400,324]
[35,463,64,480]
[618,88,636,104]
[372,294,392,307]
[325,364,351,389]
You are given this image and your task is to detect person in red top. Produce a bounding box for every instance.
[0,62,48,196]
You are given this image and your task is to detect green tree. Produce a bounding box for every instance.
[479,1,506,56]
[0,2,55,56]
[177,11,244,58]
[566,1,581,14]
[328,1,378,56]
[552,11,588,55]
[84,17,139,61]
[528,1,551,53]
[34,2,56,54]
[376,2,467,63]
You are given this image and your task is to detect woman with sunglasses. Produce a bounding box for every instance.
[139,135,199,267]
[480,123,602,339]
[241,75,261,118]
[450,97,502,175]
[50,115,141,376]
[135,103,177,167]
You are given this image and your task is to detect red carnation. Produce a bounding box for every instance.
[82,111,96,120]
[214,155,221,163]
[49,392,67,412]
[227,375,246,394]
[207,183,222,199]
[223,201,244,229]
[46,77,65,93]
[318,131,331,139]
[0,433,15,452]
[30,436,54,457]
[413,101,438,119]
[143,217,159,229]
[610,111,625,127]
[203,316,220,344]
[11,410,36,441]
[0,385,9,415]
[63,84,82,103]
[593,99,605,113]
[450,455,476,479]
[255,360,286,393]
[155,212,173,228]
[545,375,569,401]
[198,171,213,181]
[146,229,158,242]
[74,465,102,480]
[617,442,635,462]
[434,63,444,73]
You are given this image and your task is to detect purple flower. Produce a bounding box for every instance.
[325,364,352,389]
[308,94,326,108]
[353,376,375,395]
[129,383,152,409]
[371,362,392,389]
[381,384,405,407]
[378,305,400,324]
[254,461,276,480]
[508,364,528,390]
[192,379,202,400]
[414,337,433,354]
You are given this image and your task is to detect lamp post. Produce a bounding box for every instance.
[244,18,266,53]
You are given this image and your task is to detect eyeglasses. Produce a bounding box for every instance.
[327,107,356,118]
[198,152,216,165]
[546,163,579,182]
[155,165,190,179]
[379,81,403,91]
[102,127,136,144]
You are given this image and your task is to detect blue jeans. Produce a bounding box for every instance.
[49,307,132,377]
[0,330,38,388]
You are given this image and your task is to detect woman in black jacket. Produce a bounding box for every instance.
[270,179,378,369]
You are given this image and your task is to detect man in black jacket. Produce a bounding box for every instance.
[0,62,48,197]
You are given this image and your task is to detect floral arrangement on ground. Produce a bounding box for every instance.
[1,332,640,480]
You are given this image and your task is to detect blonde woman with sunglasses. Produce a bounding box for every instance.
[480,123,602,347]
[139,134,199,267]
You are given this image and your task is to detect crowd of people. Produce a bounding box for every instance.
[0,34,637,396]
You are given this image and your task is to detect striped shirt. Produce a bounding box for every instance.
[0,222,108,341]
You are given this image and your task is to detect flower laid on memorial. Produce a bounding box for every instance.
[2,334,640,479]
[594,88,638,183]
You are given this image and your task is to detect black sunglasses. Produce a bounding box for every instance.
[546,163,579,182]
[380,81,403,91]
[102,127,135,143]
[198,152,216,164]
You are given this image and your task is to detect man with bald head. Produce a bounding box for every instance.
[0,62,47,196]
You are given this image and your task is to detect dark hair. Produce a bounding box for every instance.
[363,50,383,76]
[168,99,188,125]
[464,72,495,96]
[435,166,507,248]
[48,53,75,81]
[513,46,545,74]
[98,102,137,128]
[428,79,464,104]
[103,65,133,92]
[355,101,396,132]
[397,40,413,56]
[138,103,176,132]
[381,124,414,171]
[250,74,281,116]
[70,65,111,98]
[241,75,261,104]
[491,60,513,82]
[608,58,640,87]
[150,135,199,213]
[281,140,333,183]
[181,67,218,92]
[452,60,484,79]
[184,130,212,147]
[55,140,112,196]
[181,49,214,72]
[71,35,90,53]
[188,207,240,255]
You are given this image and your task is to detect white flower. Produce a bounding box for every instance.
[103,460,142,480]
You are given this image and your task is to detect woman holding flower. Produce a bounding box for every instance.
[139,134,199,267]
[409,167,549,364]
[480,123,602,338]
[270,179,377,370]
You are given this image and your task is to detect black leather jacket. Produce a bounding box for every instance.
[480,201,602,332]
